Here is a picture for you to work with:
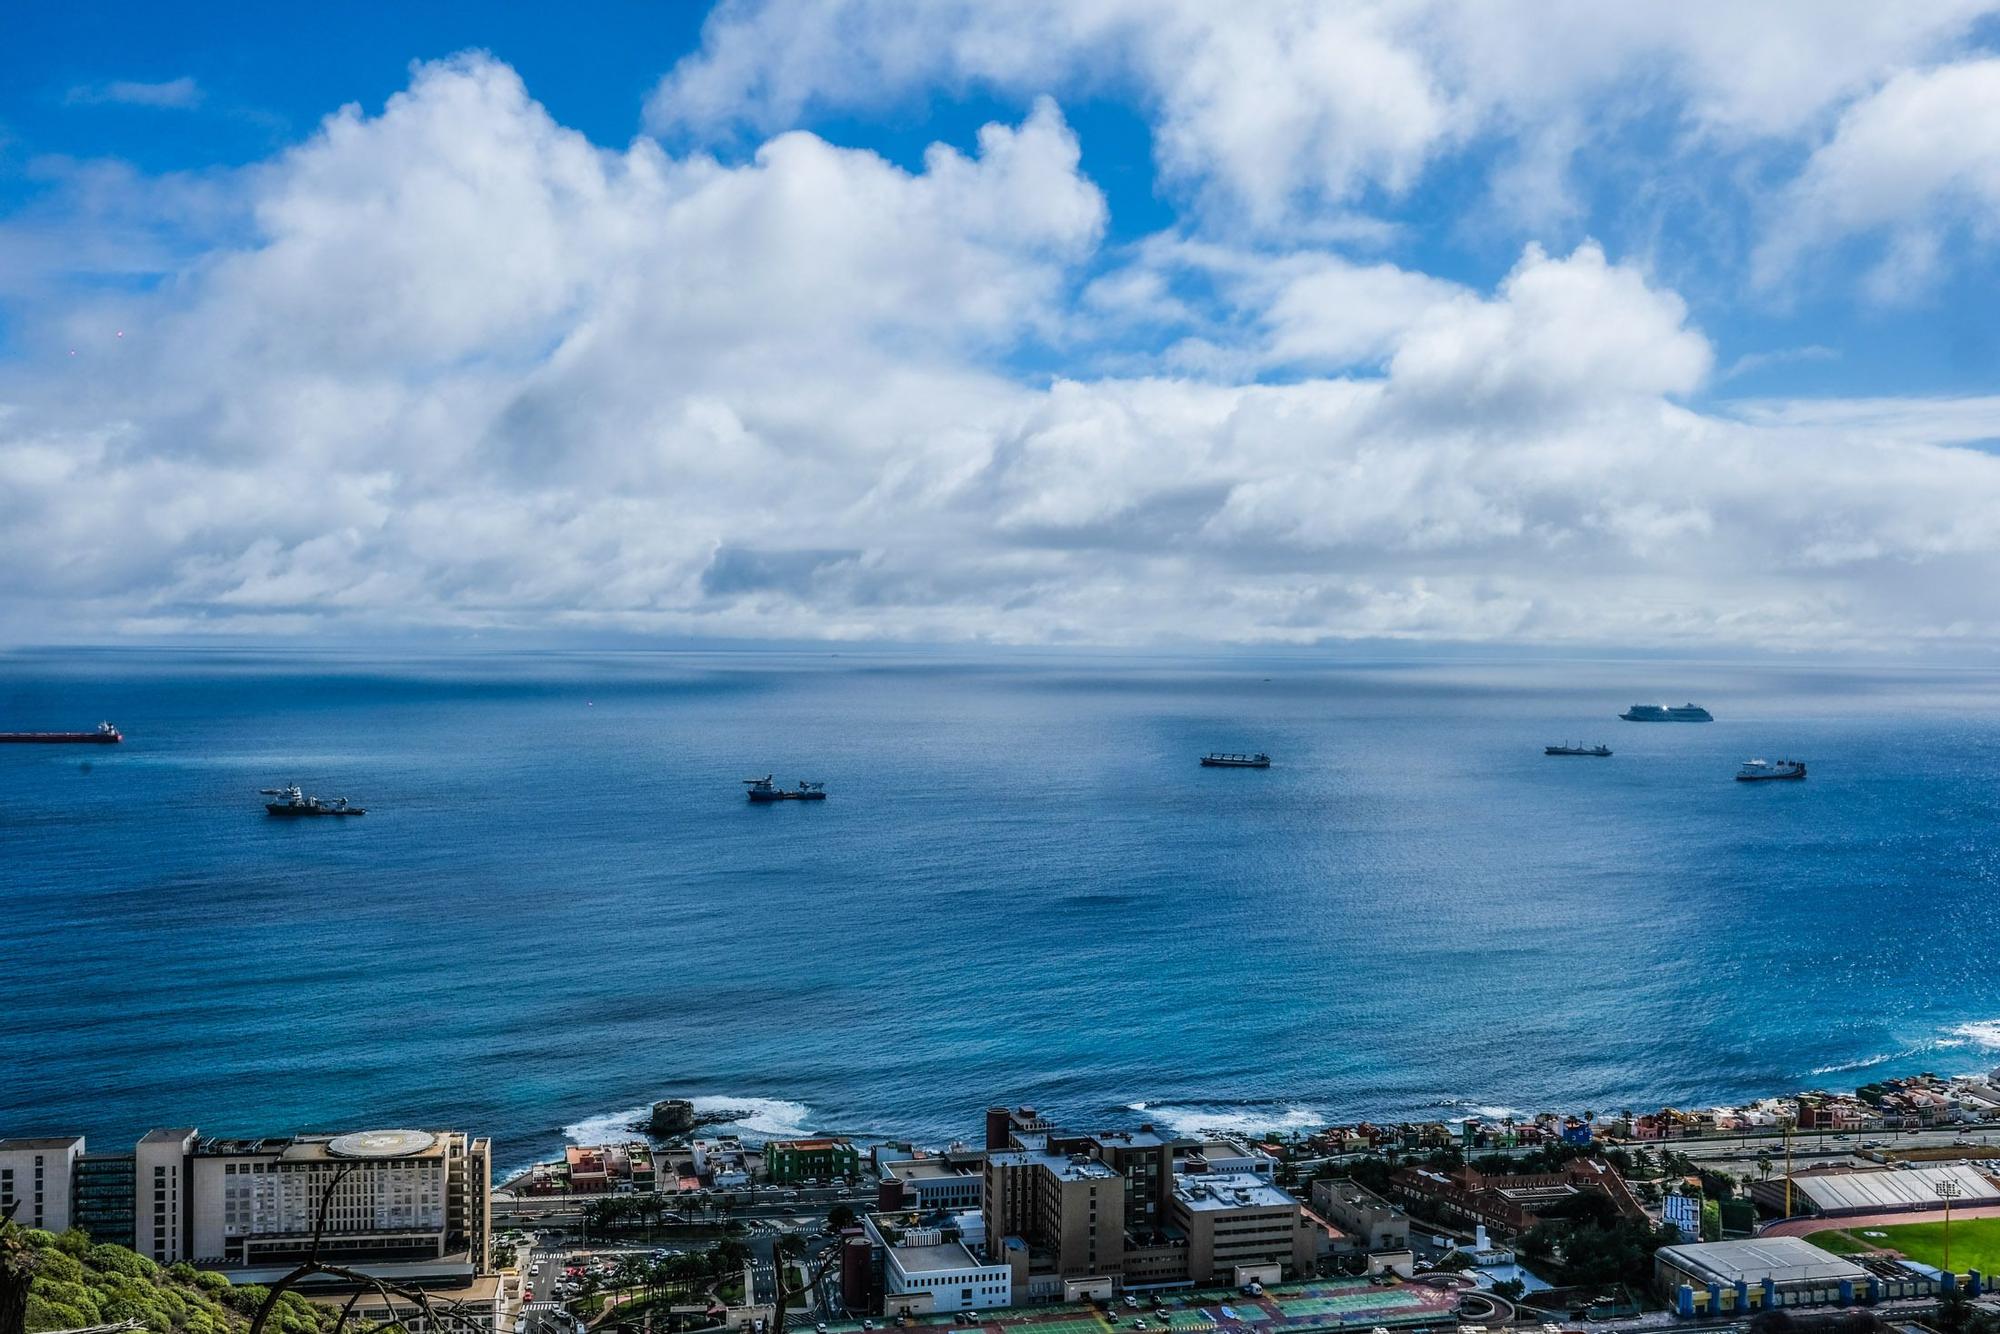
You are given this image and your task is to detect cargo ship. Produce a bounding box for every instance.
[1619,703,1713,722]
[1201,752,1270,768]
[1736,758,1806,782]
[745,775,827,802]
[1545,742,1612,756]
[0,722,122,744]
[263,784,366,816]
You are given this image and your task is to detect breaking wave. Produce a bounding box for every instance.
[559,1094,817,1148]
[1124,1101,1325,1138]
[1950,1020,2000,1051]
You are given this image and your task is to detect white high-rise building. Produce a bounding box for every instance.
[0,1136,84,1233]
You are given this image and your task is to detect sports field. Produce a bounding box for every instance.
[1807,1217,2000,1273]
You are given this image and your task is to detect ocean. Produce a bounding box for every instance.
[3,648,1998,1172]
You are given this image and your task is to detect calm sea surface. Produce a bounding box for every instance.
[3,649,1998,1169]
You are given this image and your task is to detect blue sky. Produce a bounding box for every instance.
[4,2,2000,648]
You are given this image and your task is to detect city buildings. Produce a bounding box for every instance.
[880,1155,985,1212]
[1308,1179,1409,1253]
[765,1137,859,1184]
[1388,1159,1645,1237]
[1165,1173,1314,1284]
[862,1211,1014,1316]
[978,1105,1313,1303]
[0,1135,82,1233]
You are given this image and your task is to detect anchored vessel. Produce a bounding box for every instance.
[0,721,122,744]
[1201,752,1271,768]
[1620,703,1713,722]
[1545,743,1612,757]
[1736,758,1806,782]
[263,784,367,816]
[744,775,827,802]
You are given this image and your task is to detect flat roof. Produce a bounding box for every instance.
[989,1148,1117,1181]
[888,1242,1001,1277]
[1657,1237,1868,1286]
[892,1158,981,1181]
[1792,1164,2000,1214]
[0,1136,84,1151]
[1174,1172,1297,1212]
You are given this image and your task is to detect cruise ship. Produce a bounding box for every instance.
[1619,703,1713,722]
[1736,758,1806,782]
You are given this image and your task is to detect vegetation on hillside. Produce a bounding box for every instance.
[3,1223,334,1334]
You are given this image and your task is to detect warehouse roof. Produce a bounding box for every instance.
[1657,1237,1868,1286]
[1791,1164,2000,1215]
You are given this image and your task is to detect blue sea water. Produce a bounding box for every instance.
[3,648,1999,1171]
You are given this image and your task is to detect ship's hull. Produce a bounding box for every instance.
[1200,758,1269,768]
[1546,749,1611,757]
[0,733,122,744]
[1736,770,1805,782]
[266,804,366,816]
[747,791,826,802]
[1619,714,1711,722]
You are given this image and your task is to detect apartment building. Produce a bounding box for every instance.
[984,1142,1126,1303]
[1167,1173,1315,1285]
[0,1136,83,1233]
[132,1127,489,1276]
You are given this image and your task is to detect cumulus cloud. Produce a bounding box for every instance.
[1757,59,2000,297]
[9,53,2000,651]
[649,0,1994,231]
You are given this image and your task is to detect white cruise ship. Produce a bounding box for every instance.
[1619,702,1713,722]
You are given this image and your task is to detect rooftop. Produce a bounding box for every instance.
[891,1158,982,1181]
[1790,1164,2000,1214]
[886,1241,1001,1278]
[988,1148,1118,1181]
[1173,1172,1297,1212]
[1657,1237,1868,1286]
[0,1136,84,1151]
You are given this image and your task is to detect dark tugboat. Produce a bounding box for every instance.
[1200,752,1270,768]
[744,775,827,802]
[0,721,122,744]
[262,784,367,816]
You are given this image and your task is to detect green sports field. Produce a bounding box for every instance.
[1808,1217,2000,1273]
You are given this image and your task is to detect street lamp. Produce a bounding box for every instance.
[1936,1179,1964,1274]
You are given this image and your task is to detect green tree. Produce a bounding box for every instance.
[826,1204,856,1233]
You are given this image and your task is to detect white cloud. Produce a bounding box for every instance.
[1757,59,2000,297]
[65,76,204,110]
[649,0,1995,231]
[9,54,2000,651]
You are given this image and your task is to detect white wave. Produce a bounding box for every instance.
[1467,1104,1526,1120]
[555,1094,816,1150]
[1951,1020,2000,1051]
[560,1103,655,1145]
[1128,1102,1324,1138]
[688,1095,816,1140]
[1808,1051,1903,1076]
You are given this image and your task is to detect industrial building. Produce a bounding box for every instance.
[1655,1237,1874,1316]
[1753,1163,2000,1217]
